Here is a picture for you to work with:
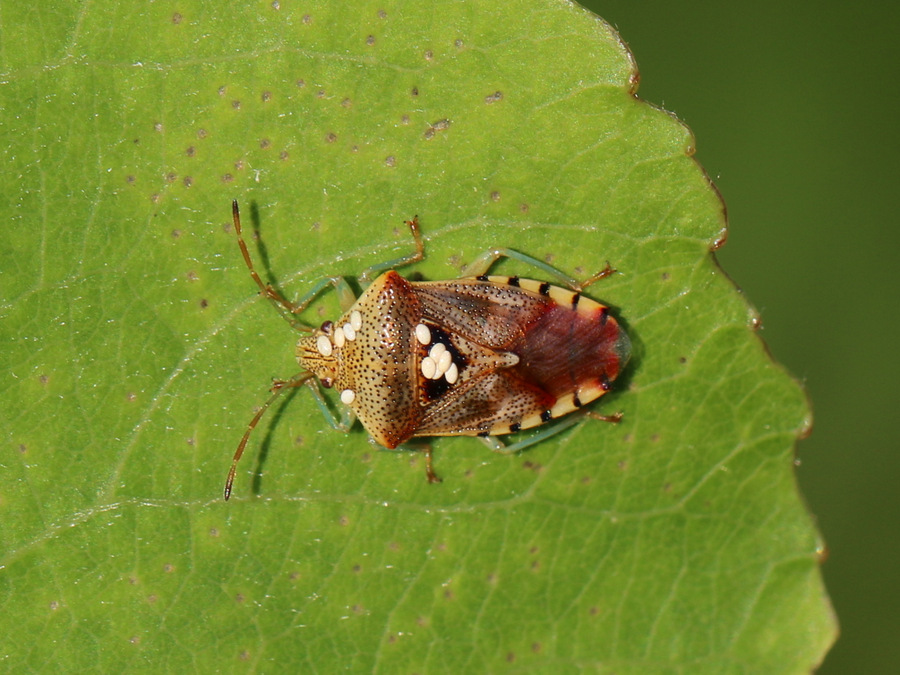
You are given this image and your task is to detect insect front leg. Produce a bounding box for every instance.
[359,216,425,286]
[305,378,357,433]
[461,247,615,292]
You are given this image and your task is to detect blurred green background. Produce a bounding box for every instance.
[583,1,898,672]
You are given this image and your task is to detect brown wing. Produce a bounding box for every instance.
[412,279,553,349]
[414,369,556,437]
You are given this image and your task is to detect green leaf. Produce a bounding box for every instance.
[0,1,835,672]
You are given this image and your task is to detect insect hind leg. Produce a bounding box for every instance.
[478,410,622,456]
[461,247,615,292]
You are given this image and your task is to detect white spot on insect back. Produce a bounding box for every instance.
[350,310,362,331]
[333,325,346,348]
[445,362,459,384]
[415,323,431,345]
[340,389,356,405]
[342,323,356,341]
[316,334,333,356]
[421,356,437,379]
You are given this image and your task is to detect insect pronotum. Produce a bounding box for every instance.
[224,201,630,499]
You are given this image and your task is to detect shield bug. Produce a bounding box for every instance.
[224,201,630,499]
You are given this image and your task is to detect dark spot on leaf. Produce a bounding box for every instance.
[232,100,241,109]
[384,156,395,167]
[222,173,233,183]
[490,190,500,202]
[172,13,182,24]
[182,176,192,187]
[262,91,272,102]
[485,91,503,104]
[185,146,195,157]
[260,138,271,149]
[197,128,207,139]
[366,35,375,46]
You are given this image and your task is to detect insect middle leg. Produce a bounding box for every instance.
[461,247,614,291]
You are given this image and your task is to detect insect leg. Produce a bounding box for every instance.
[359,215,425,285]
[224,371,315,500]
[477,410,622,456]
[305,378,357,433]
[461,247,616,292]
[376,439,443,483]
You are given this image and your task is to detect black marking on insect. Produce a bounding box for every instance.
[224,200,631,499]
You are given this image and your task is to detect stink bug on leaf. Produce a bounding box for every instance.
[224,201,630,499]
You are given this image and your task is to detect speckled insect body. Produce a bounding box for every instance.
[225,201,630,499]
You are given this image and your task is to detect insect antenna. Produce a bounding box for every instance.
[232,200,312,332]
[224,371,316,500]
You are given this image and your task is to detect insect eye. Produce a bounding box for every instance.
[320,320,334,334]
[321,377,334,389]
